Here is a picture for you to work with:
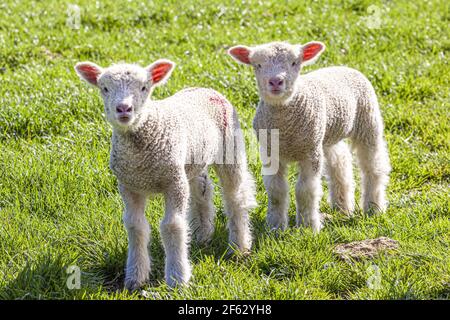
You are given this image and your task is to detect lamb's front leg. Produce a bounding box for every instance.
[296,152,324,233]
[263,162,289,230]
[120,185,151,291]
[161,175,191,287]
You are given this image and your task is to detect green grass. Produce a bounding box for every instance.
[0,0,449,300]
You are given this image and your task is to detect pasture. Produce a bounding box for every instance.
[0,0,448,299]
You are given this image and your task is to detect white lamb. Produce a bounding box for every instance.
[228,41,390,232]
[74,59,256,290]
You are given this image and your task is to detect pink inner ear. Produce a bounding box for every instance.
[151,63,172,83]
[230,47,251,64]
[302,43,323,62]
[77,64,101,85]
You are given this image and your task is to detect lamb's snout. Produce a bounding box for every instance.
[268,76,285,94]
[116,103,133,114]
[116,103,133,123]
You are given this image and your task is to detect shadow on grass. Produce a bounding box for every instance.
[1,205,370,298]
[0,253,85,299]
[4,206,369,298]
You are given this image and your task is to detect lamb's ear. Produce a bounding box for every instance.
[227,45,252,65]
[146,59,175,87]
[74,62,103,86]
[300,41,325,66]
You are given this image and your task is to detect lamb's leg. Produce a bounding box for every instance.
[354,139,390,213]
[324,141,355,214]
[296,152,324,233]
[263,162,289,230]
[161,174,191,287]
[188,171,215,245]
[215,164,256,253]
[120,185,150,291]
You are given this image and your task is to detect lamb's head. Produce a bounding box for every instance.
[228,41,325,105]
[75,59,175,129]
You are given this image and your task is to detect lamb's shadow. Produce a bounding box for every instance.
[1,207,369,298]
[189,209,268,263]
[1,253,86,299]
[89,213,259,294]
[94,199,368,293]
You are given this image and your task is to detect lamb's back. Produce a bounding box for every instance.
[167,87,234,134]
[303,66,377,144]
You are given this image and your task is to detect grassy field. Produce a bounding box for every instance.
[0,0,448,300]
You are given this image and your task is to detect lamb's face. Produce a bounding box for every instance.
[251,43,302,104]
[97,65,150,128]
[228,41,325,105]
[75,59,175,130]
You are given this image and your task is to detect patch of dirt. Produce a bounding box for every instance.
[334,237,399,262]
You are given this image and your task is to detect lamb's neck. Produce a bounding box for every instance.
[261,90,305,114]
[112,106,161,146]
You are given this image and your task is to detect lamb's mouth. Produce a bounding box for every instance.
[117,115,132,123]
[269,89,284,97]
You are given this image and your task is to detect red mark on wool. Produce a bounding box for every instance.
[209,95,229,129]
[209,95,227,107]
[222,107,228,129]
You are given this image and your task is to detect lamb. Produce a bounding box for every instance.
[227,41,391,232]
[74,59,256,290]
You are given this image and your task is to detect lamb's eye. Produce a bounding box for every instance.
[141,86,147,92]
[256,64,262,68]
[292,61,297,67]
[102,87,108,93]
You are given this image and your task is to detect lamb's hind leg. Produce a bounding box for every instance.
[353,82,391,213]
[215,163,256,253]
[120,185,151,291]
[354,139,390,213]
[324,141,355,214]
[188,171,216,245]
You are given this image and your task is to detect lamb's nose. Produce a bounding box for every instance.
[116,104,133,113]
[269,77,284,88]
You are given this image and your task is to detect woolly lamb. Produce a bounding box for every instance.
[228,41,390,232]
[75,59,256,290]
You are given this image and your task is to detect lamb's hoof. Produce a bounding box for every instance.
[225,247,251,260]
[165,268,192,288]
[364,202,387,216]
[195,232,214,247]
[267,224,287,232]
[125,278,147,292]
[312,221,324,234]
[296,213,324,233]
[266,215,288,231]
[310,214,324,233]
[124,264,151,292]
[166,276,190,289]
[140,290,162,299]
[190,222,214,246]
